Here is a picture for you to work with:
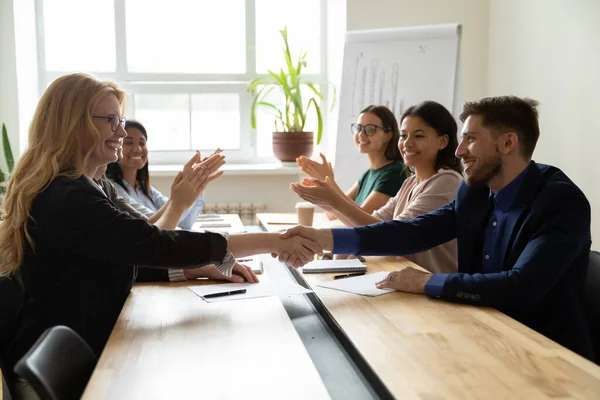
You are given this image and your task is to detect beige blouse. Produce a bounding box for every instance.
[372,169,463,273]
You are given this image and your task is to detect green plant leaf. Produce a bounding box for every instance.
[2,124,14,173]
[250,85,267,128]
[247,76,275,93]
[246,26,336,139]
[306,83,324,100]
[0,167,5,183]
[329,83,337,112]
[305,98,323,144]
[257,101,284,125]
[250,86,279,128]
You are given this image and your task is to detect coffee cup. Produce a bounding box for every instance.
[295,202,315,226]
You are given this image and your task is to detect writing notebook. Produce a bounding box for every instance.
[301,259,367,274]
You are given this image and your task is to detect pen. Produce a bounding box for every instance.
[204,289,247,298]
[333,272,366,280]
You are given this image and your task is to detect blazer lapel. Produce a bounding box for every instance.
[500,163,543,269]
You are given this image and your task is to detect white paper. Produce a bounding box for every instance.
[317,271,395,297]
[188,280,313,303]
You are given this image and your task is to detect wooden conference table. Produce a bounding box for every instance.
[258,213,600,399]
[83,213,600,399]
[83,214,330,399]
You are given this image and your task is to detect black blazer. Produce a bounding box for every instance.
[6,176,228,368]
[354,163,594,360]
[98,177,170,282]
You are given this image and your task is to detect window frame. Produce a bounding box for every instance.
[34,0,330,165]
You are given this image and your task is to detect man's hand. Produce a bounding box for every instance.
[296,153,335,181]
[273,226,333,267]
[279,226,334,251]
[183,263,259,283]
[275,235,323,268]
[375,267,431,294]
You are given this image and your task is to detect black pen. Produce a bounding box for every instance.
[204,289,247,298]
[333,272,366,280]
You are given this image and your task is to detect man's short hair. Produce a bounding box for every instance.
[459,96,540,158]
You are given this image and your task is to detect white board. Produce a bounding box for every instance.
[333,24,462,190]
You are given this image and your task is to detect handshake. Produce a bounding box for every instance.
[272,226,334,268]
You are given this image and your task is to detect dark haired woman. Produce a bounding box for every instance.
[106,120,205,229]
[296,105,405,215]
[292,101,463,273]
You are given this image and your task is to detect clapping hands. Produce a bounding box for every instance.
[296,153,335,181]
[290,176,344,208]
[171,150,225,210]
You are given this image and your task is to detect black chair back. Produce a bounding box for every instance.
[13,326,97,400]
[585,250,600,364]
[0,273,24,400]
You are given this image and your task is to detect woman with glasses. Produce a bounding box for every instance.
[0,73,321,399]
[106,120,206,230]
[296,105,405,218]
[292,101,463,273]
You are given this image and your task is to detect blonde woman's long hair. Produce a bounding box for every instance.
[0,73,126,275]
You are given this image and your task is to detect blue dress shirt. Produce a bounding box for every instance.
[112,180,205,230]
[424,163,533,297]
[330,163,534,298]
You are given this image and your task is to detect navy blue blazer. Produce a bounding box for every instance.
[353,163,594,360]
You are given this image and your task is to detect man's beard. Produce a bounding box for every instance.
[465,152,502,187]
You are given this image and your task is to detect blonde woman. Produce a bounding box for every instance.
[0,73,321,399]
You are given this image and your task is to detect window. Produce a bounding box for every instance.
[36,0,329,164]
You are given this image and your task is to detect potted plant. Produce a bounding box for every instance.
[248,27,333,162]
[0,123,15,199]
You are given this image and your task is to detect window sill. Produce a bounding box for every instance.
[149,162,302,177]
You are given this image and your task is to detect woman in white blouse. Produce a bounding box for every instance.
[106,120,206,229]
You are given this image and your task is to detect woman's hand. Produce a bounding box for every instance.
[195,152,226,180]
[171,152,225,210]
[184,262,259,283]
[296,153,335,181]
[290,177,344,208]
[202,148,223,162]
[375,267,431,294]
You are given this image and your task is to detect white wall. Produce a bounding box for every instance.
[0,0,20,170]
[487,0,600,247]
[346,0,490,102]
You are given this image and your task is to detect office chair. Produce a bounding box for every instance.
[0,273,24,400]
[585,250,600,364]
[13,326,97,400]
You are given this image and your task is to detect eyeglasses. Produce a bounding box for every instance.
[92,114,126,132]
[351,123,388,136]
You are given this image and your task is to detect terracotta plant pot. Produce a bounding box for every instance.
[272,131,314,162]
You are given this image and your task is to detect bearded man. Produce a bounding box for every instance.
[282,96,594,361]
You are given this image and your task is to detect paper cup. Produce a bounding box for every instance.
[295,202,315,226]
